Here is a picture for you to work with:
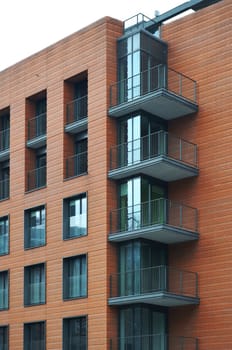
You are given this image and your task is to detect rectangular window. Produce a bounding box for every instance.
[63,255,87,300]
[24,321,45,350]
[24,263,45,306]
[63,194,87,239]
[0,271,8,310]
[25,206,45,249]
[0,216,8,255]
[0,326,8,350]
[63,316,87,350]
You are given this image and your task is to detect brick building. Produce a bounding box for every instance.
[0,0,231,348]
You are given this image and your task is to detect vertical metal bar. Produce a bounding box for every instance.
[196,272,198,297]
[179,73,182,96]
[110,275,112,298]
[180,270,183,295]
[180,204,183,227]
[179,137,182,161]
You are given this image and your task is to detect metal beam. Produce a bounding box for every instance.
[145,0,223,33]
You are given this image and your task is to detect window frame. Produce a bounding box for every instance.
[24,205,46,249]
[63,254,87,300]
[0,271,8,311]
[24,263,46,306]
[63,193,87,240]
[63,315,87,350]
[0,325,8,350]
[0,215,9,256]
[24,321,46,350]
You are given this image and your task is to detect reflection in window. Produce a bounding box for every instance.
[25,206,45,249]
[63,194,87,239]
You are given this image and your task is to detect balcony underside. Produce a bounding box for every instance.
[109,292,199,307]
[109,224,198,244]
[65,117,87,134]
[109,89,198,120]
[108,156,198,182]
[27,135,46,149]
[0,149,9,162]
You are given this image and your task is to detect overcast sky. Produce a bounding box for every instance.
[0,0,185,71]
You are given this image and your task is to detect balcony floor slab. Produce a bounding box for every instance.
[109,89,198,120]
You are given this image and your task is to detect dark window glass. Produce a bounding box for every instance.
[0,271,9,310]
[63,194,87,239]
[0,216,8,255]
[63,316,87,350]
[120,306,166,350]
[24,321,45,350]
[24,264,45,306]
[63,255,87,300]
[0,326,8,350]
[25,206,45,249]
[0,271,8,310]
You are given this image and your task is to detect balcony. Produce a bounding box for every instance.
[27,166,46,192]
[109,265,199,307]
[65,96,88,134]
[0,129,10,161]
[109,131,198,181]
[109,65,198,120]
[109,334,198,350]
[109,198,198,244]
[27,113,46,148]
[0,178,9,201]
[65,151,87,179]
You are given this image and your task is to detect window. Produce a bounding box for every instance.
[63,194,87,239]
[24,263,45,306]
[24,321,45,350]
[0,271,8,310]
[63,255,87,300]
[0,216,8,255]
[0,161,9,200]
[63,316,87,350]
[0,326,8,350]
[25,206,45,249]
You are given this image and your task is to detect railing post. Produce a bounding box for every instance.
[179,73,183,96]
[110,275,113,298]
[180,270,183,295]
[180,204,183,228]
[179,137,182,161]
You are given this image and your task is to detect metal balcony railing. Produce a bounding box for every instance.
[28,113,46,140]
[123,13,154,32]
[0,129,9,152]
[27,166,46,191]
[0,178,9,201]
[65,151,87,179]
[110,64,197,108]
[109,334,198,350]
[66,95,88,125]
[110,131,198,170]
[109,265,198,300]
[110,198,198,235]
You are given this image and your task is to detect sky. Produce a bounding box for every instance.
[0,0,186,72]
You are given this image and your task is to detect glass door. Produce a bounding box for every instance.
[119,242,140,297]
[119,177,141,232]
